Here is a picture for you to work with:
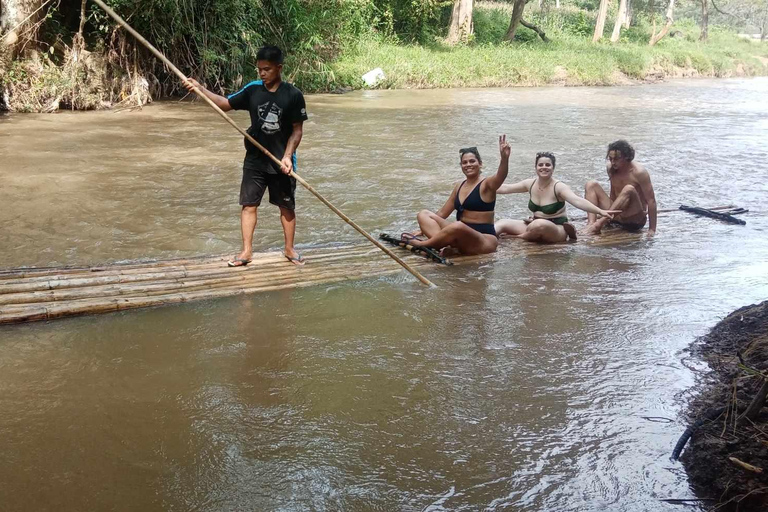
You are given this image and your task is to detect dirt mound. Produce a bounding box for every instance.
[680,301,768,510]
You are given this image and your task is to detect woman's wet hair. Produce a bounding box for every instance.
[607,140,635,161]
[459,147,482,164]
[535,151,556,169]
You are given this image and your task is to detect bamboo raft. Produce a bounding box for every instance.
[0,228,656,326]
[0,205,747,325]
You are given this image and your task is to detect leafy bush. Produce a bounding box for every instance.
[473,6,512,44]
[563,10,596,37]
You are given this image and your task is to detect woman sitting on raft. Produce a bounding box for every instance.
[403,135,512,255]
[494,152,618,243]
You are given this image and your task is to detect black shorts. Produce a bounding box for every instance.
[239,168,296,210]
[609,217,646,232]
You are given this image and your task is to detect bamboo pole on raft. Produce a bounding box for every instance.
[569,204,735,222]
[90,0,434,287]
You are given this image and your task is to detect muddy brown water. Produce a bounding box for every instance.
[1,79,768,511]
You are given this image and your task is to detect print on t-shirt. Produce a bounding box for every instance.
[258,102,282,135]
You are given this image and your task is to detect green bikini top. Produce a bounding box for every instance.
[528,179,566,215]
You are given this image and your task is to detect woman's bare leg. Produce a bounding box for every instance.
[409,222,498,255]
[415,210,453,238]
[518,219,567,243]
[495,219,527,237]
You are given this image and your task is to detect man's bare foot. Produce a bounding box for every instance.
[581,218,609,235]
[227,250,253,267]
[283,249,306,266]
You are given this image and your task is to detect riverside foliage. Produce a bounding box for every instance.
[1,0,767,111]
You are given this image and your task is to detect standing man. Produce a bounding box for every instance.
[184,46,308,266]
[582,140,657,236]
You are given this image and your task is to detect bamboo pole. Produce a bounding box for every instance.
[568,204,735,222]
[89,0,433,288]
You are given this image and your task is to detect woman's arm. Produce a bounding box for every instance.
[558,184,619,218]
[434,183,460,218]
[497,179,533,195]
[484,135,511,191]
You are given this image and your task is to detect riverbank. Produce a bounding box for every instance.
[327,6,768,90]
[680,301,768,511]
[2,3,767,111]
[329,35,768,90]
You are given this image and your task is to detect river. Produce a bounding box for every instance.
[1,78,767,511]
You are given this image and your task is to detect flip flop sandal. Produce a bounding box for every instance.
[283,252,306,266]
[401,232,425,242]
[227,258,252,267]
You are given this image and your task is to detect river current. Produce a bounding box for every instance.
[1,79,767,511]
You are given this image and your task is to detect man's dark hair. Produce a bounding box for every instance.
[459,146,482,164]
[256,46,284,64]
[535,151,556,169]
[607,140,635,161]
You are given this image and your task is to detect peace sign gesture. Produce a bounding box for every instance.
[499,134,511,160]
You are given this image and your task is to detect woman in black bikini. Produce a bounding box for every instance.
[404,135,511,255]
[495,152,618,243]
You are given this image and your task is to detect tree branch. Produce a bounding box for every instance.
[520,19,550,42]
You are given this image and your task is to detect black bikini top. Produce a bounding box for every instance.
[454,179,495,221]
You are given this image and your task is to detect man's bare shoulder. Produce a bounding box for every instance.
[631,162,652,181]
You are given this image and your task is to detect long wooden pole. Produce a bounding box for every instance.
[569,204,735,222]
[90,0,433,287]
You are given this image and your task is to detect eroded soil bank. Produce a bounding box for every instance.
[681,301,768,510]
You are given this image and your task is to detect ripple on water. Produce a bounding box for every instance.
[1,80,768,511]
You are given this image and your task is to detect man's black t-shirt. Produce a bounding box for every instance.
[227,80,308,174]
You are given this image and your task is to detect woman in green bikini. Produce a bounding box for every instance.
[495,152,618,243]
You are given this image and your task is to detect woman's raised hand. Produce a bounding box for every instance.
[499,134,511,160]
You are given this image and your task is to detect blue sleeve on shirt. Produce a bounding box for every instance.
[226,80,263,110]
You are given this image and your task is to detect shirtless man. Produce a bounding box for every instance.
[582,140,657,236]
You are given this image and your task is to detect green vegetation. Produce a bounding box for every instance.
[331,4,768,89]
[1,0,767,111]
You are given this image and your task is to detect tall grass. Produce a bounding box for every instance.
[326,3,768,90]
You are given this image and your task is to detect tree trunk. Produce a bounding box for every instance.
[649,0,676,46]
[762,0,768,41]
[556,0,560,8]
[0,0,44,54]
[447,0,474,44]
[699,0,709,41]
[593,0,610,42]
[760,6,768,43]
[624,0,632,27]
[504,0,527,41]
[611,0,628,42]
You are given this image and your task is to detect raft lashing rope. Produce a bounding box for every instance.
[679,205,748,225]
[378,234,453,266]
